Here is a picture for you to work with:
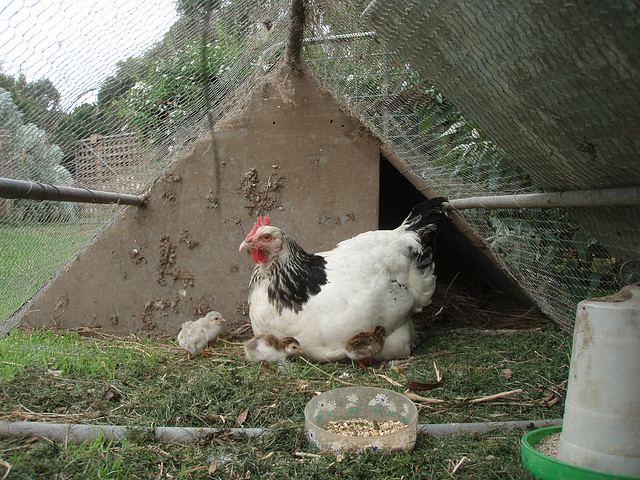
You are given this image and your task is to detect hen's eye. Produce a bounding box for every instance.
[262,234,272,241]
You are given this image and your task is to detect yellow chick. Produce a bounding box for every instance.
[177,311,225,358]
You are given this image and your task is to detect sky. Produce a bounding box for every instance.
[0,0,178,110]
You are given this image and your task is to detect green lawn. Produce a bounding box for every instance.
[0,325,570,479]
[0,222,102,321]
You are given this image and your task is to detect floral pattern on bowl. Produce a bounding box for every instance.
[304,386,418,455]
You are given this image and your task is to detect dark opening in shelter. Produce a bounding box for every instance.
[379,156,531,306]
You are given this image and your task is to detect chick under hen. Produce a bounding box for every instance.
[239,197,449,362]
[345,326,387,369]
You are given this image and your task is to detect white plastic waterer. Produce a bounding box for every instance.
[557,285,640,477]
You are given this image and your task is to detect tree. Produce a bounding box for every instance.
[115,35,238,146]
[97,56,150,109]
[0,88,24,133]
[176,0,221,19]
[0,87,75,223]
[0,71,60,128]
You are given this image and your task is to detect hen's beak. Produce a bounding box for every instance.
[239,240,253,252]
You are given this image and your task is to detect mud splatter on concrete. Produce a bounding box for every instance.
[140,297,181,332]
[318,210,356,227]
[236,302,250,316]
[157,236,194,288]
[161,173,181,205]
[157,236,176,286]
[206,189,219,209]
[130,247,147,265]
[179,230,199,250]
[141,301,157,331]
[54,295,68,311]
[239,166,284,216]
[192,298,212,316]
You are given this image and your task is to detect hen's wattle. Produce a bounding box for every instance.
[239,197,449,362]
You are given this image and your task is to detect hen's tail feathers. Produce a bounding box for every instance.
[403,197,450,273]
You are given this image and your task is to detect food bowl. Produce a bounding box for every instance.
[522,426,640,480]
[304,386,418,455]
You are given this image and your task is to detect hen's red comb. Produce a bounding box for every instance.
[247,214,270,238]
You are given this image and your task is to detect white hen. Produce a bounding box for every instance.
[177,311,225,357]
[239,198,449,362]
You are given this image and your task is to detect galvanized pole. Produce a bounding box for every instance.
[0,177,147,206]
[443,186,640,211]
[303,31,376,45]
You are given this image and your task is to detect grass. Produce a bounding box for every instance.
[0,323,571,479]
[0,222,103,322]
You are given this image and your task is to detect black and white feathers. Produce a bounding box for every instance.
[239,197,449,362]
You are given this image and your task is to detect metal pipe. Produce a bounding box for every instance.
[0,419,562,445]
[304,31,376,45]
[0,177,146,206]
[444,186,640,211]
[0,421,263,445]
[417,418,562,436]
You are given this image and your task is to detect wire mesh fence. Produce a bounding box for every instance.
[303,0,640,330]
[1,0,638,334]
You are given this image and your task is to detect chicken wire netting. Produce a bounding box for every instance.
[1,0,638,334]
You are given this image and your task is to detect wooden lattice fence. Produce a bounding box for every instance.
[74,133,143,192]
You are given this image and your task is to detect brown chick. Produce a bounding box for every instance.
[345,326,386,369]
[244,334,303,370]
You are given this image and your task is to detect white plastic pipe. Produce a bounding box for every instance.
[417,418,561,436]
[0,419,561,445]
[444,186,640,210]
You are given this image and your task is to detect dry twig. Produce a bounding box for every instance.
[402,392,445,404]
[299,357,354,386]
[182,465,208,475]
[467,389,522,404]
[295,451,321,459]
[0,459,10,480]
[375,373,403,388]
[451,456,467,475]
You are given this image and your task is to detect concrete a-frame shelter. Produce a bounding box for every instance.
[21,66,384,336]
